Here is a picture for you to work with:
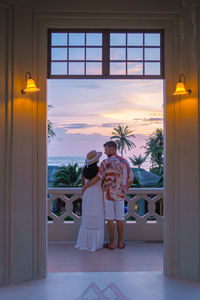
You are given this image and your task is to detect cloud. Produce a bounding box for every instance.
[48,128,149,159]
[48,79,101,89]
[133,117,163,123]
[64,123,93,129]
[66,82,102,89]
[101,123,125,128]
[48,129,109,157]
[145,117,163,122]
[48,78,163,136]
[59,122,126,130]
[121,79,163,93]
[127,64,143,75]
[48,79,163,127]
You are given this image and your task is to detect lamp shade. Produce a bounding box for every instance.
[21,72,40,94]
[173,74,191,96]
[23,78,40,93]
[173,81,189,95]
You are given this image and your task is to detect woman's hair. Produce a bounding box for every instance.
[82,162,99,180]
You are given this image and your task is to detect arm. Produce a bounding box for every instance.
[82,175,100,194]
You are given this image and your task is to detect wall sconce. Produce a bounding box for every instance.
[173,74,192,96]
[21,72,40,94]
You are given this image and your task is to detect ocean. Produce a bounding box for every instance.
[48,156,85,167]
[48,155,151,170]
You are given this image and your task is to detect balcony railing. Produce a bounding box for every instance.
[48,188,163,241]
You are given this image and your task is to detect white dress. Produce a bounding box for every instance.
[75,179,104,251]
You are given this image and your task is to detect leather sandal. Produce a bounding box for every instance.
[118,242,125,249]
[103,243,115,250]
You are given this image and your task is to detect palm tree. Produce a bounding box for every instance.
[48,105,55,142]
[48,120,55,142]
[52,163,82,214]
[129,154,146,168]
[111,124,136,156]
[143,128,163,175]
[53,163,82,187]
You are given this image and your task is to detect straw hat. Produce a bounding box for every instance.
[85,150,102,166]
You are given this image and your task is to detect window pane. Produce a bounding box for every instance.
[127,33,143,46]
[145,48,160,61]
[110,48,126,60]
[110,33,126,46]
[69,48,85,60]
[86,63,102,75]
[128,62,143,75]
[51,48,67,60]
[49,31,163,77]
[86,48,102,60]
[110,62,126,75]
[86,33,102,46]
[51,62,67,75]
[128,48,143,60]
[145,33,160,46]
[69,33,85,46]
[52,33,67,46]
[145,62,160,75]
[69,62,84,75]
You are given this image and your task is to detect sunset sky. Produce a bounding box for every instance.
[47,79,163,162]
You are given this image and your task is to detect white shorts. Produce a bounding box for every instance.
[104,195,124,220]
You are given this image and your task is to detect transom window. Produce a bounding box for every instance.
[48,29,164,79]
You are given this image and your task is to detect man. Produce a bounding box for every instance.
[82,141,134,250]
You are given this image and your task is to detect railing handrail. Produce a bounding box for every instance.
[48,187,163,194]
[47,187,164,226]
[47,187,164,241]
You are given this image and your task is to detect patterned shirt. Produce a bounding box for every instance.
[98,155,134,201]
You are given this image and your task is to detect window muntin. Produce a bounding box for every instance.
[49,32,103,76]
[48,30,164,79]
[109,32,162,76]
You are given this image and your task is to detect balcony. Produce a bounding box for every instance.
[48,187,163,242]
[48,240,163,272]
[48,187,163,272]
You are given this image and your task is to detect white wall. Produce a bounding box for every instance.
[0,0,200,286]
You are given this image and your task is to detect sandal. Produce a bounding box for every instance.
[103,243,115,250]
[118,242,125,249]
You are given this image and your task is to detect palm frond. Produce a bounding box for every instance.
[110,124,136,156]
[53,164,82,187]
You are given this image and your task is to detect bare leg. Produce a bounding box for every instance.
[107,220,115,248]
[117,220,124,247]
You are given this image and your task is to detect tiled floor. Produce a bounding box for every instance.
[1,272,200,300]
[1,243,200,299]
[48,241,163,272]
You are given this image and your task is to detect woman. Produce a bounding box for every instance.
[75,150,104,251]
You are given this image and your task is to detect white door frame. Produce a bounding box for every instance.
[33,11,178,278]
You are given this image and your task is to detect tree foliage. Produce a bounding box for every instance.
[129,154,146,168]
[53,163,82,187]
[144,128,163,175]
[111,124,136,156]
[48,120,55,142]
[48,105,55,143]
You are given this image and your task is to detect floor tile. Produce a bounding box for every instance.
[48,241,163,272]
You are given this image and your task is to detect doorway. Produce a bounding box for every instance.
[47,73,164,272]
[35,19,174,277]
